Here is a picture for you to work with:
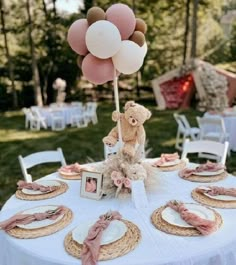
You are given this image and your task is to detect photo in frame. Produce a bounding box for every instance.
[80,170,103,200]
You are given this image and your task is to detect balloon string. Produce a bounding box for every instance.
[113,69,123,147]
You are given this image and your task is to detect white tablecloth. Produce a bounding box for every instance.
[1,164,236,265]
[204,112,236,151]
[38,106,76,126]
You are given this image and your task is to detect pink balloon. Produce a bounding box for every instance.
[67,19,89,56]
[106,4,136,40]
[82,53,115,85]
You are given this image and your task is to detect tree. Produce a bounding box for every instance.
[183,0,191,64]
[0,0,18,107]
[191,0,199,59]
[26,0,43,106]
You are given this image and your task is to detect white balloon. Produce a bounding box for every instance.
[86,20,121,59]
[140,42,148,58]
[112,40,144,75]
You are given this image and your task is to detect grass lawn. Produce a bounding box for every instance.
[0,100,235,208]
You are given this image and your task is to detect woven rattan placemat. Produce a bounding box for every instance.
[179,171,228,183]
[15,180,68,201]
[64,220,141,261]
[7,207,73,239]
[154,160,186,172]
[151,205,222,236]
[192,189,236,208]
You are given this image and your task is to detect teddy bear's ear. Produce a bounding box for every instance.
[146,110,152,120]
[124,101,135,111]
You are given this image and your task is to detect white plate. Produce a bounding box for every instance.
[156,159,181,167]
[161,203,215,228]
[17,205,64,229]
[72,220,127,245]
[22,180,61,195]
[194,168,224,176]
[204,193,236,201]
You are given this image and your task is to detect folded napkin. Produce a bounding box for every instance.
[0,206,65,231]
[196,186,236,197]
[179,161,225,179]
[59,162,82,173]
[153,152,179,167]
[167,201,217,235]
[17,180,57,193]
[81,211,122,265]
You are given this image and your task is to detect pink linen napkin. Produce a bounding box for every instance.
[0,206,65,231]
[17,180,57,193]
[153,152,179,167]
[167,201,217,235]
[58,162,82,173]
[196,186,236,197]
[81,211,122,265]
[179,161,225,179]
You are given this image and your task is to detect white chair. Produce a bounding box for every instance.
[173,113,200,151]
[30,106,47,129]
[71,101,83,108]
[23,108,45,131]
[70,106,88,128]
[181,139,229,165]
[197,116,230,157]
[50,110,66,131]
[197,116,229,142]
[18,148,66,182]
[104,141,121,159]
[84,102,98,125]
[104,142,145,160]
[22,108,31,129]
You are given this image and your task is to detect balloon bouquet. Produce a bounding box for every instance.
[67,3,147,143]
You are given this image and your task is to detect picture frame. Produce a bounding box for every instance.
[80,170,103,200]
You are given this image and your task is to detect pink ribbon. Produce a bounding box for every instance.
[179,161,225,179]
[167,201,217,235]
[111,171,131,188]
[196,186,236,197]
[81,211,122,265]
[153,153,179,167]
[17,180,57,193]
[58,162,81,173]
[0,206,65,231]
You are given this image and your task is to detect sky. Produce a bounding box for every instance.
[55,0,84,14]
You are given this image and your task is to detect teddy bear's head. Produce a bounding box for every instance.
[124,101,151,127]
[125,163,147,180]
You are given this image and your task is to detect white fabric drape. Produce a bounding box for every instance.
[1,164,236,265]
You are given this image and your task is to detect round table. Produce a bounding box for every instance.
[1,164,236,265]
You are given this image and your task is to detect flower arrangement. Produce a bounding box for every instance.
[101,150,157,198]
[197,62,228,112]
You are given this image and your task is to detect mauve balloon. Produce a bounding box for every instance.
[67,19,89,56]
[82,53,115,85]
[106,3,136,40]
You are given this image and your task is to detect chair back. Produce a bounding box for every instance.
[181,139,229,165]
[173,113,190,132]
[197,116,226,138]
[18,148,66,182]
[104,142,120,159]
[71,101,83,108]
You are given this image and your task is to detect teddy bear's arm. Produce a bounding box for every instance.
[112,111,121,122]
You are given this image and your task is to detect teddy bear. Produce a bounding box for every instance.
[103,101,151,157]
